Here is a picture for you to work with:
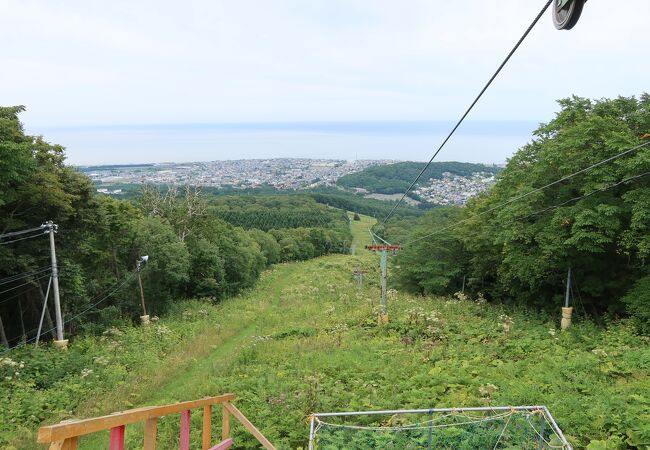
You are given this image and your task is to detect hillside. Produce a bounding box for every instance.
[336,161,501,196]
[4,229,648,448]
[208,195,348,232]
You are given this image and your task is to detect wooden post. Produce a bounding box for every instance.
[180,410,191,450]
[561,267,573,330]
[48,437,78,450]
[65,437,78,450]
[144,418,158,450]
[202,405,212,450]
[222,403,231,441]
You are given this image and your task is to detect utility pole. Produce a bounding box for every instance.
[561,266,573,330]
[136,256,150,325]
[365,243,401,324]
[46,221,67,349]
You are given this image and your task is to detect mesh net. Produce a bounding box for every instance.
[311,408,570,449]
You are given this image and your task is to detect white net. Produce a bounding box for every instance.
[310,406,571,450]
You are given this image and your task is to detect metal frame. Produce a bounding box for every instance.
[309,406,572,450]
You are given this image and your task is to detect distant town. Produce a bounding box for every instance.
[81,158,498,206]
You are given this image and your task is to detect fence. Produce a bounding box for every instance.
[309,405,572,450]
[37,393,276,450]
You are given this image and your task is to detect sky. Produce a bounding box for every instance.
[1,0,648,165]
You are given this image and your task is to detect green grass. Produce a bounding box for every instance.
[3,252,649,449]
[347,212,376,253]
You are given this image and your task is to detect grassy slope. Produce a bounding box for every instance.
[347,211,376,252]
[13,214,649,449]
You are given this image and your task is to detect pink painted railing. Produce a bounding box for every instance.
[37,394,276,450]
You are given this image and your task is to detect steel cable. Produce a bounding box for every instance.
[382,0,554,224]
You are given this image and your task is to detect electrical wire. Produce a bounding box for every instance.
[0,273,53,296]
[0,231,48,245]
[402,141,650,245]
[516,171,650,221]
[0,226,46,240]
[381,0,554,224]
[0,267,52,285]
[0,281,48,307]
[405,169,650,246]
[0,269,68,306]
[1,270,138,353]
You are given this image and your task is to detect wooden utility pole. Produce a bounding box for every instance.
[365,244,401,323]
[46,221,67,349]
[561,267,573,330]
[136,256,150,325]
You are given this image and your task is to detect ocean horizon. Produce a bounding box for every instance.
[27,120,540,166]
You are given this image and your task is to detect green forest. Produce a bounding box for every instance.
[93,184,431,220]
[1,95,650,450]
[0,106,352,349]
[337,161,501,195]
[381,94,650,331]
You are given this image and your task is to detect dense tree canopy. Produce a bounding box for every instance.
[0,107,352,348]
[337,161,501,195]
[388,94,650,329]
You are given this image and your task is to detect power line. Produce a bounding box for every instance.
[406,169,650,246]
[0,267,52,286]
[0,273,53,296]
[518,171,650,221]
[2,270,137,353]
[402,141,650,245]
[381,0,554,224]
[0,226,46,240]
[0,231,47,245]
[0,282,47,307]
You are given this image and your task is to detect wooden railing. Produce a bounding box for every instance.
[37,393,276,450]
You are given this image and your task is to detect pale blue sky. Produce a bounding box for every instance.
[1,1,648,164]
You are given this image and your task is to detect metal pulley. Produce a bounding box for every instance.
[553,0,586,30]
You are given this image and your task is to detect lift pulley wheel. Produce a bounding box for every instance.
[553,0,585,30]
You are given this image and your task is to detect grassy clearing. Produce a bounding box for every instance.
[347,211,376,252]
[4,239,649,448]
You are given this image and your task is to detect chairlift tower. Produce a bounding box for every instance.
[365,244,401,323]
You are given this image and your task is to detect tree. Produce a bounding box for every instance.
[393,94,650,322]
[248,229,281,266]
[131,217,190,313]
[394,208,465,295]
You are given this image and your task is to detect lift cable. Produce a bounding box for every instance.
[381,0,554,225]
